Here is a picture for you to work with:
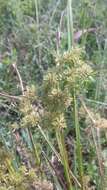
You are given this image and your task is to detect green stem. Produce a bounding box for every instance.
[37,124,61,161]
[28,127,40,167]
[34,0,39,27]
[67,0,84,187]
[67,0,74,50]
[73,90,84,190]
[38,125,81,188]
[34,0,41,64]
[56,128,73,190]
[6,158,15,178]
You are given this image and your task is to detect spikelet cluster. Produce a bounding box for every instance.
[55,47,93,91]
[20,99,40,128]
[11,85,40,129]
[55,47,83,67]
[42,86,72,112]
[41,111,67,129]
[10,48,93,131]
[40,47,93,129]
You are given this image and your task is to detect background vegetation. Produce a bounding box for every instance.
[0,0,107,189]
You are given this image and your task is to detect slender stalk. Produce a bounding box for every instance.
[67,0,84,188]
[34,0,41,64]
[34,0,39,27]
[80,97,104,189]
[28,127,40,167]
[94,40,107,189]
[12,63,24,95]
[0,92,21,100]
[38,125,81,188]
[6,158,15,178]
[95,38,107,101]
[42,150,67,190]
[37,124,61,161]
[56,129,73,190]
[67,0,74,50]
[73,91,84,190]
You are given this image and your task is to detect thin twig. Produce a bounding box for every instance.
[42,150,67,190]
[79,97,104,177]
[38,125,81,188]
[0,63,25,101]
[12,63,25,95]
[79,96,96,124]
[0,92,22,101]
[85,98,107,107]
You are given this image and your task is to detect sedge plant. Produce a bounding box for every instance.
[67,0,84,189]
